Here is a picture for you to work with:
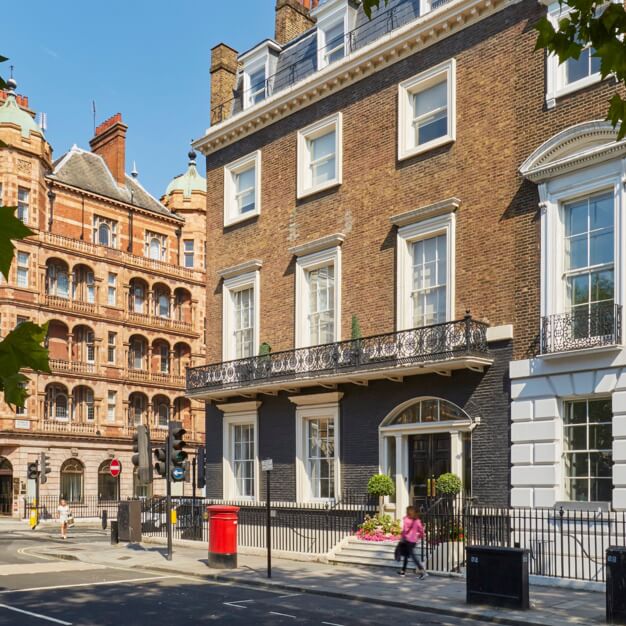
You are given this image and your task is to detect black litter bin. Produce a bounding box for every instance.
[110,520,119,545]
[607,546,626,625]
[466,546,529,610]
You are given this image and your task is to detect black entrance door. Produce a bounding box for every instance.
[409,433,451,509]
[0,475,12,515]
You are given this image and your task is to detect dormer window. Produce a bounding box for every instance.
[312,0,357,70]
[240,40,281,110]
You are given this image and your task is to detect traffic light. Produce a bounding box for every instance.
[154,447,167,478]
[132,425,153,485]
[169,421,187,482]
[27,461,38,480]
[183,460,191,482]
[39,453,51,484]
[197,446,206,489]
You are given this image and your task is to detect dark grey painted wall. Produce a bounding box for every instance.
[204,341,511,506]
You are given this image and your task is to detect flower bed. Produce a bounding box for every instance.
[356,514,401,542]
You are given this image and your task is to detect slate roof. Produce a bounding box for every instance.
[48,146,182,220]
[230,0,422,116]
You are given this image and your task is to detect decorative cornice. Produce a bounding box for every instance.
[216,400,262,413]
[520,120,626,183]
[288,392,344,406]
[289,232,345,257]
[193,0,516,156]
[391,197,460,227]
[218,259,263,280]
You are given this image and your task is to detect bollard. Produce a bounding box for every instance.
[110,520,119,545]
[101,509,108,530]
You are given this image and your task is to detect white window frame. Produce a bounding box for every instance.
[313,0,357,70]
[297,113,343,199]
[221,404,260,501]
[107,390,117,423]
[295,402,341,503]
[396,211,456,331]
[107,273,117,306]
[16,251,29,288]
[295,246,342,348]
[17,187,29,224]
[398,58,456,161]
[243,60,268,110]
[222,270,261,361]
[545,2,605,109]
[539,161,623,321]
[145,231,167,261]
[183,240,194,268]
[224,151,261,226]
[93,215,118,248]
[239,41,280,111]
[107,332,116,364]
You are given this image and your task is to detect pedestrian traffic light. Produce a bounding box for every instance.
[197,446,206,490]
[154,447,167,478]
[27,461,38,480]
[39,452,51,484]
[132,425,153,485]
[169,421,187,482]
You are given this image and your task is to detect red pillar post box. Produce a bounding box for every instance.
[207,505,239,569]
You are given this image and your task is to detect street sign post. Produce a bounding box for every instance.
[262,458,273,579]
[109,459,121,478]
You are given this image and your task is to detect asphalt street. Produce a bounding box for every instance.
[0,526,493,626]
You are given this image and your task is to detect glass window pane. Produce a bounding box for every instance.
[311,131,335,162]
[591,193,613,230]
[565,48,590,83]
[413,81,446,117]
[565,200,587,236]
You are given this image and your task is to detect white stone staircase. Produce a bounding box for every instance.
[329,536,428,569]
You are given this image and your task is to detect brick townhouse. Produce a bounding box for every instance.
[0,79,207,516]
[188,0,625,513]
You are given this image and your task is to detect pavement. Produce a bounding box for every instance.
[24,533,608,626]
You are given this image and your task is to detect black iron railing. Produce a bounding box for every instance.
[541,305,621,354]
[210,0,452,124]
[141,491,377,552]
[187,316,489,394]
[23,495,122,520]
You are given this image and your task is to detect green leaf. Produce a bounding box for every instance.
[362,0,388,19]
[607,93,626,140]
[0,205,34,281]
[2,372,29,407]
[0,321,51,375]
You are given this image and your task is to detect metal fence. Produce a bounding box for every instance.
[22,495,120,521]
[418,500,626,582]
[141,492,378,554]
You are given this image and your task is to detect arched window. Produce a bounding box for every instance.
[130,393,147,426]
[98,460,119,501]
[98,223,110,246]
[381,398,470,427]
[73,387,95,422]
[157,401,169,427]
[46,385,69,420]
[159,344,170,374]
[47,262,69,299]
[149,237,161,260]
[60,459,84,503]
[158,293,170,318]
[129,338,146,370]
[133,283,145,314]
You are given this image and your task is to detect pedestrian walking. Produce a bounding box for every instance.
[398,506,428,578]
[57,498,71,539]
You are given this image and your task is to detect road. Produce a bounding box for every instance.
[0,525,492,626]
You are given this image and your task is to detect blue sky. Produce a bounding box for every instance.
[3,1,274,198]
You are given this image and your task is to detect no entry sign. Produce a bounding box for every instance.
[110,459,121,477]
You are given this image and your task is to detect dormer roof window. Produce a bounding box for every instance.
[312,0,358,70]
[239,39,282,110]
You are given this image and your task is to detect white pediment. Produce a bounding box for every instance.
[520,121,626,182]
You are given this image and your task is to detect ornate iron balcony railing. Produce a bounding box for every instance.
[541,305,622,354]
[187,316,489,394]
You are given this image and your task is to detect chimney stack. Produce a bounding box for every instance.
[89,113,127,186]
[210,44,238,126]
[275,0,318,45]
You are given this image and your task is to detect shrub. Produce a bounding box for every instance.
[436,472,462,496]
[367,474,395,497]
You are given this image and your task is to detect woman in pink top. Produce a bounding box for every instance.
[399,506,427,578]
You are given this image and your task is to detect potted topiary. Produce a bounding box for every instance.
[431,472,464,571]
[367,473,395,517]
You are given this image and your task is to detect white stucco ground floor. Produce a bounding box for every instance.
[510,348,626,510]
